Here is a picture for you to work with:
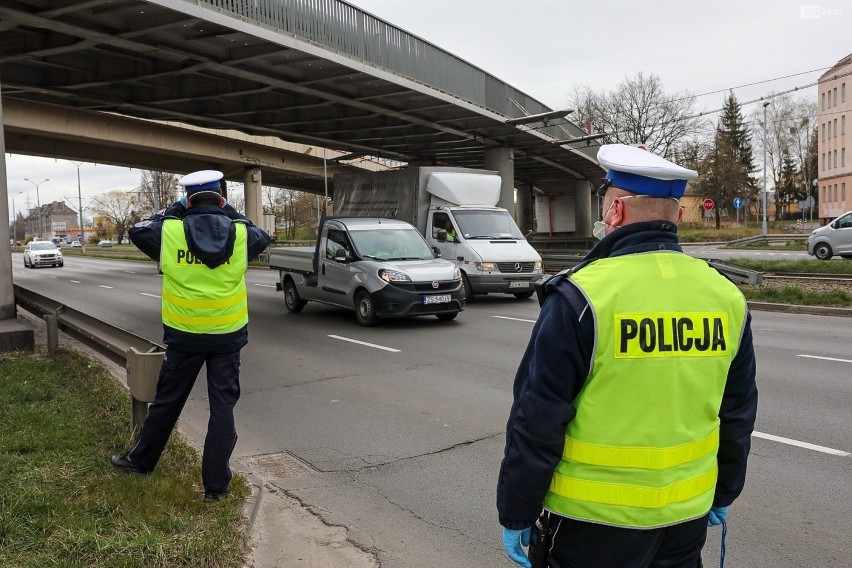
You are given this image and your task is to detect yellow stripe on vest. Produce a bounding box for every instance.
[550,466,717,509]
[161,307,248,327]
[563,430,719,470]
[162,288,247,310]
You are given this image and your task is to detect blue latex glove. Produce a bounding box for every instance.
[708,506,729,527]
[501,527,532,568]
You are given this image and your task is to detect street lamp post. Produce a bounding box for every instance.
[10,191,23,244]
[24,178,49,238]
[68,161,87,252]
[761,102,770,238]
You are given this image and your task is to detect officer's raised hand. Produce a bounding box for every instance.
[501,526,532,567]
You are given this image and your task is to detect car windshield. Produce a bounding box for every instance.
[31,242,57,251]
[349,228,433,260]
[452,210,524,239]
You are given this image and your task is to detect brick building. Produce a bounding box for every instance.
[25,200,80,240]
[818,54,851,224]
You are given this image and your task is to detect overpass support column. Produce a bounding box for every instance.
[484,147,515,214]
[243,167,262,226]
[517,184,534,234]
[575,180,594,237]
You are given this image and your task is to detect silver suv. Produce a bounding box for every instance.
[808,210,852,260]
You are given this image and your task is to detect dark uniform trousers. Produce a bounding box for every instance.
[128,347,241,492]
[548,514,709,568]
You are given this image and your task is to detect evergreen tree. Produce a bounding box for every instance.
[717,92,757,208]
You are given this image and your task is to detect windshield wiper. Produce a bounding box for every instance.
[361,254,385,261]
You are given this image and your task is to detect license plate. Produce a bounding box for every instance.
[508,281,529,288]
[423,294,451,304]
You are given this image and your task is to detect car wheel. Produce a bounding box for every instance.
[436,312,458,321]
[354,290,379,327]
[283,279,306,313]
[23,257,28,268]
[461,272,474,303]
[513,291,535,300]
[814,242,833,260]
[57,261,64,267]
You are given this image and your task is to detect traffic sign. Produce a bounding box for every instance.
[703,198,714,211]
[733,197,743,209]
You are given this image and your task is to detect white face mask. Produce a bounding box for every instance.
[592,220,608,240]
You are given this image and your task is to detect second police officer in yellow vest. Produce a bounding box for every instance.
[497,145,758,567]
[111,170,271,502]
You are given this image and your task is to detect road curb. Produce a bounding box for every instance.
[236,470,264,556]
[747,301,852,318]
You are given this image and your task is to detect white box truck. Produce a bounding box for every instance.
[333,167,543,300]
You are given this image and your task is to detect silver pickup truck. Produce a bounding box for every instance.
[270,217,465,326]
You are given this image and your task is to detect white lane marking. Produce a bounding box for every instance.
[48,275,57,279]
[99,285,114,289]
[140,292,161,298]
[123,271,137,274]
[798,354,852,364]
[493,315,537,323]
[752,431,849,457]
[328,335,400,353]
[253,283,276,288]
[70,280,81,284]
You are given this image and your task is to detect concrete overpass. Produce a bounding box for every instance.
[1,0,606,327]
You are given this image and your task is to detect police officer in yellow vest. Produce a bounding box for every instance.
[497,145,757,567]
[111,170,271,502]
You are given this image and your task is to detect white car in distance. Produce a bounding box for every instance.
[24,241,64,268]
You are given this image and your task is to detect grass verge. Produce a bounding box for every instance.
[740,284,852,306]
[0,349,248,568]
[727,258,852,274]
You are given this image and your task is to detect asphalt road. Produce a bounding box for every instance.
[10,252,851,567]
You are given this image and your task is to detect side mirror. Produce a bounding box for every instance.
[432,246,442,258]
[524,230,533,240]
[334,248,349,262]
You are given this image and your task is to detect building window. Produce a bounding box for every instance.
[843,83,847,103]
[843,148,846,168]
[822,92,825,110]
[822,123,826,140]
[834,150,838,168]
[843,183,847,202]
[835,184,838,203]
[821,152,825,171]
[835,118,838,137]
[843,115,846,135]
[834,87,838,106]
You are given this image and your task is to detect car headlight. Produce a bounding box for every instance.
[453,267,461,280]
[475,261,497,271]
[534,260,542,271]
[378,268,411,283]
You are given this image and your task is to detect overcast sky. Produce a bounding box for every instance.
[5,0,849,219]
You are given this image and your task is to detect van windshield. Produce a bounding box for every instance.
[452,210,524,239]
[349,228,434,260]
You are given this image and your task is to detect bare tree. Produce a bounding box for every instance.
[138,170,180,213]
[571,72,706,158]
[91,191,140,244]
[751,94,816,219]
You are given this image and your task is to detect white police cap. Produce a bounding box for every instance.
[178,170,223,195]
[597,144,697,198]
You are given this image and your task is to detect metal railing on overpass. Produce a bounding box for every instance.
[200,0,582,141]
[14,284,162,431]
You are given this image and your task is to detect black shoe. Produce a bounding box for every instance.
[110,453,152,476]
[204,485,231,503]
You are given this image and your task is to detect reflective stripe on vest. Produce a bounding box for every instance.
[160,219,248,334]
[544,251,748,528]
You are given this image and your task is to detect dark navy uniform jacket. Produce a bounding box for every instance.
[496,220,758,529]
[129,201,271,353]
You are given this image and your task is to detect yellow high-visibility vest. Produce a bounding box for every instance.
[544,251,748,528]
[159,219,248,333]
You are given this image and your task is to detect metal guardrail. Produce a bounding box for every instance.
[13,284,164,431]
[727,234,809,245]
[197,0,585,141]
[539,251,763,285]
